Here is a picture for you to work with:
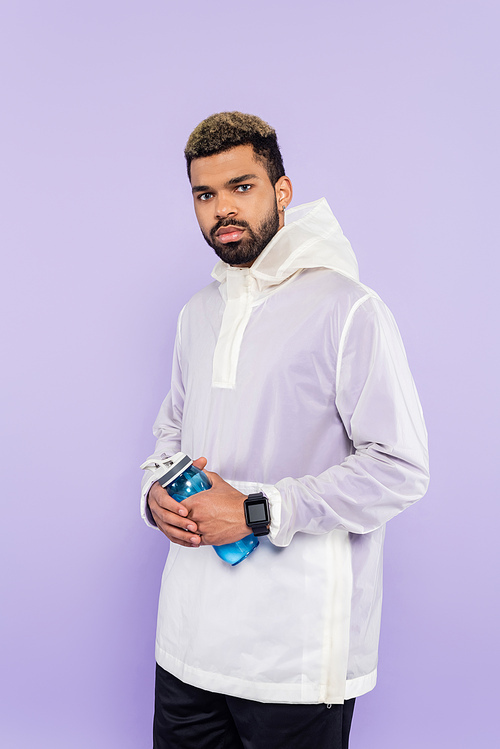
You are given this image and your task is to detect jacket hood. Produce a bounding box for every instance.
[211,198,359,293]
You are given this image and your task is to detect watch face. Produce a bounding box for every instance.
[246,500,268,523]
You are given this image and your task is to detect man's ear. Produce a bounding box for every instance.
[275,176,293,213]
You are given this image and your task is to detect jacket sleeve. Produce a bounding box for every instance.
[140,309,185,527]
[269,294,430,547]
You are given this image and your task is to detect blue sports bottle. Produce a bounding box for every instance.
[154,452,259,566]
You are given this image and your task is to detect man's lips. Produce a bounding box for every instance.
[215,226,245,244]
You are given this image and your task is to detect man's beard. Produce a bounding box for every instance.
[201,202,280,266]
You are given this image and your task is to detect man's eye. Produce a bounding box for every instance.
[236,184,252,192]
[198,193,213,201]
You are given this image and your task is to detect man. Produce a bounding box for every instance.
[141,112,429,749]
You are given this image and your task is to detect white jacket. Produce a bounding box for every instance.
[141,198,429,704]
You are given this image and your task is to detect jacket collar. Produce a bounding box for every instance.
[211,198,359,294]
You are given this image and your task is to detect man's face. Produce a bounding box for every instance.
[190,144,283,266]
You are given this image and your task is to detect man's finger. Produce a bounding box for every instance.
[149,482,189,517]
[192,456,208,471]
[155,519,202,547]
[166,525,202,546]
[150,502,198,533]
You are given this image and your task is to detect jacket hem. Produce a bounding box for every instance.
[344,668,377,699]
[155,646,377,704]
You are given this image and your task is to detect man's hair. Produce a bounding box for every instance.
[184,112,285,186]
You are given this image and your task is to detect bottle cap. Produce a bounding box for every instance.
[156,452,193,488]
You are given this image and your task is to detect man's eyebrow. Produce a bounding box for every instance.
[191,174,260,194]
[226,174,259,186]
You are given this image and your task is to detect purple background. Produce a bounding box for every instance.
[1,1,498,746]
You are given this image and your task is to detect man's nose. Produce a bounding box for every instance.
[214,192,237,219]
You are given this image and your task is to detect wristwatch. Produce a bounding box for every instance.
[244,492,270,537]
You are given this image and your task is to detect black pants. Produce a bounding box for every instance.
[154,664,355,749]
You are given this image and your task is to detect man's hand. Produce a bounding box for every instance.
[182,468,249,546]
[147,457,250,548]
[147,457,208,548]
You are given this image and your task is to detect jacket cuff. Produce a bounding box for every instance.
[261,485,282,542]
[140,471,159,528]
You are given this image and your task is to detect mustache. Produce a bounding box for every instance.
[210,218,250,238]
